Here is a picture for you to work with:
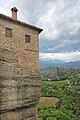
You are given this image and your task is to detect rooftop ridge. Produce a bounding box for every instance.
[0,13,43,33]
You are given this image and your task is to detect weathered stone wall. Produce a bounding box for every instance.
[0,17,41,120]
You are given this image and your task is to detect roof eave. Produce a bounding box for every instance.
[0,14,43,33]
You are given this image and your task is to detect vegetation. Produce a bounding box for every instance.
[38,97,59,107]
[38,68,80,120]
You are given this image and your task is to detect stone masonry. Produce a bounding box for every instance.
[0,8,43,120]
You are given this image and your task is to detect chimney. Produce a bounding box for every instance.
[11,7,18,20]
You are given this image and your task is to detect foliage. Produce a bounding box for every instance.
[38,69,80,120]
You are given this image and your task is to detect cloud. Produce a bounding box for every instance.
[40,51,80,62]
[38,0,80,54]
[0,0,80,61]
[0,0,20,19]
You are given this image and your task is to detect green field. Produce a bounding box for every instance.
[39,97,59,107]
[38,75,80,120]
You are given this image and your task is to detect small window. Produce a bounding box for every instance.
[6,27,12,37]
[25,35,30,43]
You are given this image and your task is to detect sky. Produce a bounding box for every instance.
[0,0,80,62]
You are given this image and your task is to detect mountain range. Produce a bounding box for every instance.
[39,60,80,68]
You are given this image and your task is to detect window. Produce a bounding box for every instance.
[6,27,12,37]
[25,35,30,43]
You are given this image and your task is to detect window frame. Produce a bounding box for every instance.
[25,34,30,43]
[6,27,12,37]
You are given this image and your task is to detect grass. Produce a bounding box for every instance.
[38,97,59,107]
[42,79,69,84]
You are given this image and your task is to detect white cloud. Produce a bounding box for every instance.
[38,0,80,40]
[0,0,25,20]
[40,51,80,62]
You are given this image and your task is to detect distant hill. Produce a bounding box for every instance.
[39,60,80,68]
[39,59,66,68]
[62,61,80,68]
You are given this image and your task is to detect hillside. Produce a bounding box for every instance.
[40,67,80,81]
[40,60,80,68]
[38,71,80,120]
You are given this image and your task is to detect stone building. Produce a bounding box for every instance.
[0,7,43,120]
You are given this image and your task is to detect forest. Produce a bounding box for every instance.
[38,67,80,120]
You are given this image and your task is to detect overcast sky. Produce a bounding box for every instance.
[0,0,80,62]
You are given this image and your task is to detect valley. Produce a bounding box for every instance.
[38,67,80,120]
